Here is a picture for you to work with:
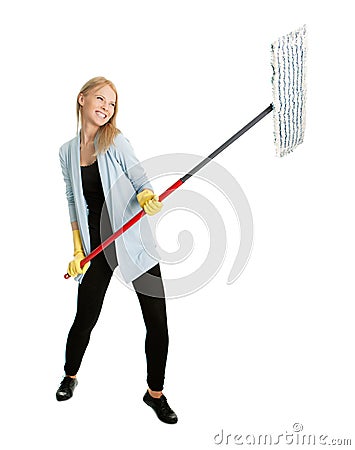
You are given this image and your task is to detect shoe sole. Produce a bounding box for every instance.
[56,393,73,401]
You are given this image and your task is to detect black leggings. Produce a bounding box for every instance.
[63,240,169,392]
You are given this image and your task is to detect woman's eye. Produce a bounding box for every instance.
[97,96,103,100]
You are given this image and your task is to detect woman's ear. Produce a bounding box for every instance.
[78,93,84,107]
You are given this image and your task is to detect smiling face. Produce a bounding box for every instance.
[78,84,117,128]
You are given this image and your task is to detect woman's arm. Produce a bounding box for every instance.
[114,134,154,194]
[59,146,78,223]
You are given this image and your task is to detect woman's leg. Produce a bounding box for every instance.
[132,263,169,392]
[63,243,117,376]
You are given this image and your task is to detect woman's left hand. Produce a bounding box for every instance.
[137,189,163,215]
[143,195,163,216]
[137,189,154,207]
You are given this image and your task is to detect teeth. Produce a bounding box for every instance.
[96,111,106,118]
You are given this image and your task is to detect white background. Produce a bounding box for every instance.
[1,0,354,448]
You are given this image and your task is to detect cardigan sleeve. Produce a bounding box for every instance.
[113,134,154,194]
[59,146,77,223]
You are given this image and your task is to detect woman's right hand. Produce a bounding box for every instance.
[67,228,90,277]
[67,253,90,277]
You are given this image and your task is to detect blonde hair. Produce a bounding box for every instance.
[76,76,121,154]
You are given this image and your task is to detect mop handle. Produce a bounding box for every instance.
[64,104,273,279]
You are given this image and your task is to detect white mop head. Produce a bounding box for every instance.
[271,25,307,157]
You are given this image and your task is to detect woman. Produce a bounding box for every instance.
[56,76,178,425]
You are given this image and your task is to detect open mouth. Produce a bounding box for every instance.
[95,110,107,119]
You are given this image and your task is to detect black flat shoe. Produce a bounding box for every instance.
[143,390,178,424]
[56,376,78,401]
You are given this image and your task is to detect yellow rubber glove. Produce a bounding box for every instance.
[67,229,90,277]
[137,189,154,207]
[143,195,163,216]
[137,189,163,216]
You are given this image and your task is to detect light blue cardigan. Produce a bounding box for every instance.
[59,130,161,284]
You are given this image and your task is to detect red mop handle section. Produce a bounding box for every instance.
[64,179,183,279]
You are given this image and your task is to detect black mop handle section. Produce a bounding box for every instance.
[180,103,273,183]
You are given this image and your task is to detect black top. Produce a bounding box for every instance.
[81,160,105,228]
[81,160,117,266]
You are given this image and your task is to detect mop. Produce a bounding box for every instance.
[64,24,307,279]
